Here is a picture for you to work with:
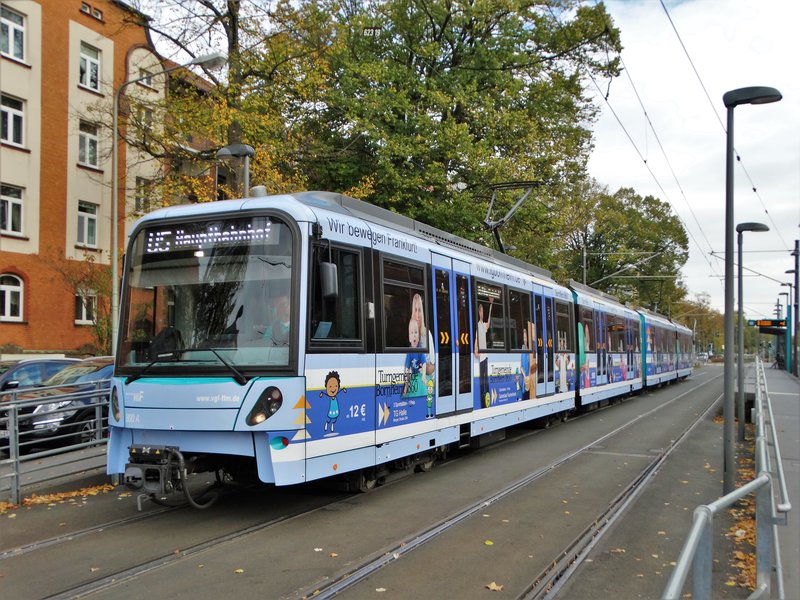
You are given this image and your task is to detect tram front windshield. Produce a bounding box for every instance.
[118,215,294,371]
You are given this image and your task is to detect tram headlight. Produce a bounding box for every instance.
[111,387,121,423]
[246,386,283,426]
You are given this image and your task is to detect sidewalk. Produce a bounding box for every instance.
[767,367,799,597]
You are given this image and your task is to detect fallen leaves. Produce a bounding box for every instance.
[0,484,116,514]
[486,581,504,591]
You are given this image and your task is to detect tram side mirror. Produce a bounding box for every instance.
[320,261,338,299]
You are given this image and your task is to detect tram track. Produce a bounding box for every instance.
[43,503,334,600]
[1,371,721,600]
[292,373,721,599]
[521,390,721,600]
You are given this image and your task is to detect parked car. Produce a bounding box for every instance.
[11,356,115,449]
[0,358,80,392]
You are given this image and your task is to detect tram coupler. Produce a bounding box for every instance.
[124,445,183,497]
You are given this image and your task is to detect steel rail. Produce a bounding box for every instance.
[527,391,721,600]
[296,374,721,600]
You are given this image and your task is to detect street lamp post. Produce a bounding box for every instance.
[736,222,768,442]
[722,86,781,495]
[779,291,790,372]
[782,281,794,373]
[789,244,799,375]
[216,143,256,198]
[111,52,226,354]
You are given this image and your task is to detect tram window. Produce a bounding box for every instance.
[580,307,594,353]
[435,270,452,397]
[309,245,361,344]
[382,260,428,351]
[475,281,504,351]
[555,301,573,352]
[507,289,531,351]
[608,314,625,352]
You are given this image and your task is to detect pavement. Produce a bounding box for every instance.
[3,364,798,599]
[766,366,800,598]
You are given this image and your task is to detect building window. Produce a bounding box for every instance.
[75,291,96,324]
[92,8,103,20]
[79,42,100,91]
[137,105,154,130]
[135,177,151,212]
[0,274,22,321]
[77,201,97,247]
[1,94,24,146]
[78,121,99,167]
[1,5,25,61]
[139,68,155,88]
[1,183,23,234]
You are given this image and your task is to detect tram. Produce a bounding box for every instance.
[108,191,692,503]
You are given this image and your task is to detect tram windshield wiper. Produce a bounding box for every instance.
[184,347,249,386]
[125,352,180,385]
[125,348,249,386]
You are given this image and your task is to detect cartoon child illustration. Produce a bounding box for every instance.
[321,370,346,434]
[426,379,435,418]
[404,318,427,397]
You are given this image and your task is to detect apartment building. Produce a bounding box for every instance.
[0,0,167,355]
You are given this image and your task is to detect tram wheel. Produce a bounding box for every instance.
[357,469,379,493]
[416,456,436,472]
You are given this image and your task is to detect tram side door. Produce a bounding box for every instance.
[534,292,545,398]
[544,294,555,396]
[431,254,472,415]
[595,310,607,385]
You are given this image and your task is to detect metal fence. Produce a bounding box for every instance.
[0,381,110,504]
[663,358,792,599]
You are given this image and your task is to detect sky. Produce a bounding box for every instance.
[586,0,800,320]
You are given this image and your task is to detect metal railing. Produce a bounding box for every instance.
[663,358,792,599]
[0,381,110,504]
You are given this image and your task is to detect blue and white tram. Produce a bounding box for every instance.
[675,322,694,379]
[639,308,680,386]
[570,282,643,407]
[107,191,690,503]
[109,191,581,498]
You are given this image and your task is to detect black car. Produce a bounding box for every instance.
[10,357,115,449]
[0,358,80,392]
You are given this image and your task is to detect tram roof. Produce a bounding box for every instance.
[292,191,556,283]
[130,190,559,287]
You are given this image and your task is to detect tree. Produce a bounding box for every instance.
[554,180,690,312]
[38,249,113,355]
[120,0,343,204]
[672,292,723,355]
[304,0,622,241]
